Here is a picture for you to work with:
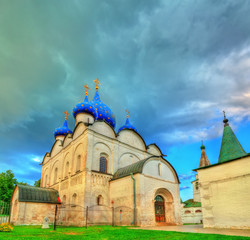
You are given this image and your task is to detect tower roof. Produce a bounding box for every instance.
[73,85,97,119]
[118,109,137,132]
[218,114,247,163]
[199,142,211,168]
[91,80,116,128]
[54,111,72,138]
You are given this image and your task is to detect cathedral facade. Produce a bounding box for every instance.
[11,80,182,226]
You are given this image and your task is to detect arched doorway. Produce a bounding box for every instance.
[154,195,165,222]
[154,188,175,224]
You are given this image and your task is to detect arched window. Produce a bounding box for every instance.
[195,210,202,213]
[65,162,69,178]
[76,155,81,172]
[158,163,162,176]
[72,193,77,206]
[62,195,66,204]
[97,195,103,205]
[195,182,199,190]
[99,156,107,173]
[155,195,164,202]
[185,210,191,214]
[54,168,58,184]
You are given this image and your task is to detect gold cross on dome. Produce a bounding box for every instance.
[125,109,130,118]
[84,84,90,95]
[94,78,100,90]
[64,110,69,120]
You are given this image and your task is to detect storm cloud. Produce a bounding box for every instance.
[0,0,250,197]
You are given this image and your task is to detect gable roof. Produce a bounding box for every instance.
[17,185,60,204]
[112,156,180,183]
[113,158,149,180]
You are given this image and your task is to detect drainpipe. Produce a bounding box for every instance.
[130,173,136,225]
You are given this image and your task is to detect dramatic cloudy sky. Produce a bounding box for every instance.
[1,0,250,200]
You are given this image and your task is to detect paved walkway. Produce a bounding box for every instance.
[137,225,250,237]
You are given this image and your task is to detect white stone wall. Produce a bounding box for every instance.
[10,188,58,226]
[110,176,135,225]
[181,206,203,224]
[118,153,140,168]
[197,156,250,229]
[87,124,150,174]
[143,159,176,182]
[117,130,146,152]
[139,174,182,226]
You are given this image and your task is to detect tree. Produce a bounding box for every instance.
[0,170,17,202]
[34,179,41,187]
[0,170,29,203]
[18,181,28,186]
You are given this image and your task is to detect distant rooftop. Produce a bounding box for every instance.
[183,199,201,208]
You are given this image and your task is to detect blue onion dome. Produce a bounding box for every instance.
[118,109,137,132]
[54,111,73,138]
[91,79,116,128]
[72,84,97,119]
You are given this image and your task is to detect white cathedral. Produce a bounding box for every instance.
[10,79,182,226]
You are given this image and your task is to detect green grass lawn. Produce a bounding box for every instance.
[0,225,249,240]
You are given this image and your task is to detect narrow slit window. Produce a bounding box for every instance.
[195,182,199,190]
[65,162,69,177]
[54,168,58,184]
[97,195,103,205]
[158,163,162,176]
[99,157,107,173]
[76,155,81,172]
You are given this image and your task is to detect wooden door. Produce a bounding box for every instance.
[154,195,165,222]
